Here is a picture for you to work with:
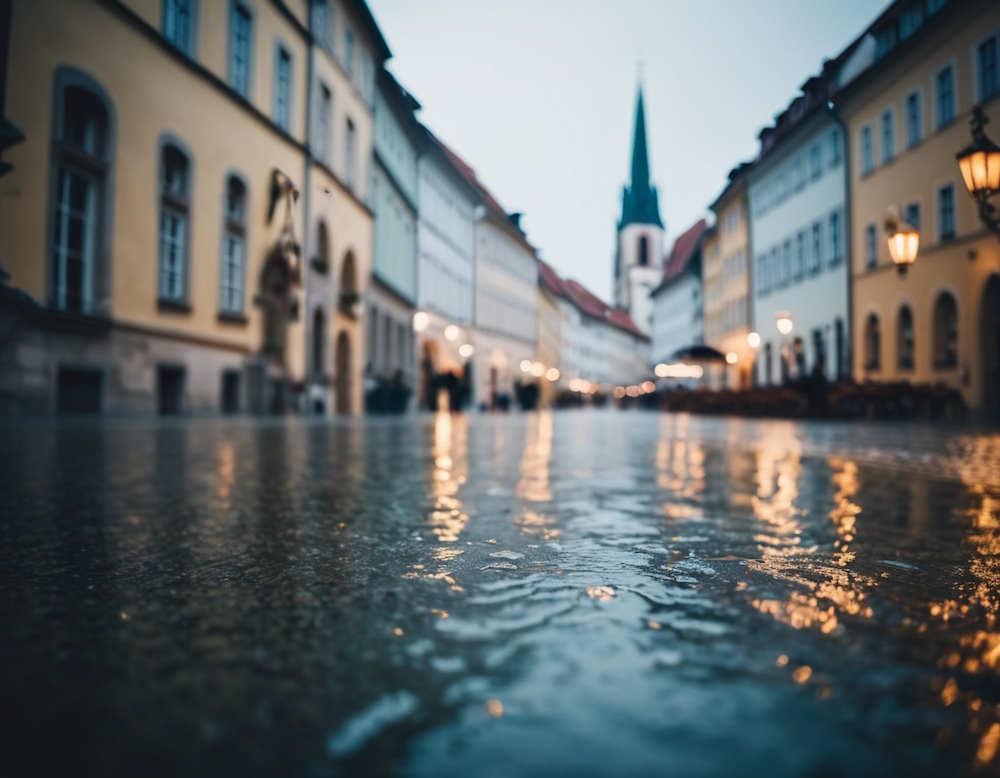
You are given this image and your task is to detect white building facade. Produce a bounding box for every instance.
[651,220,706,369]
[747,81,849,386]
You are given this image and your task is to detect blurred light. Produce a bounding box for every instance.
[726,352,739,365]
[747,331,761,349]
[546,368,560,382]
[413,311,429,332]
[655,363,704,378]
[445,324,461,341]
[625,385,639,397]
[486,699,504,718]
[458,343,474,358]
[776,313,793,335]
[613,386,626,399]
[641,380,655,393]
[520,359,532,373]
[654,363,669,378]
[530,361,545,377]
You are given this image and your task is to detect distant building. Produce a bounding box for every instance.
[705,164,753,389]
[746,74,849,387]
[614,86,665,336]
[366,68,423,414]
[415,132,479,411]
[536,260,563,407]
[834,0,1000,416]
[651,220,707,372]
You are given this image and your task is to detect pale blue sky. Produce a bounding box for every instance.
[367,0,888,302]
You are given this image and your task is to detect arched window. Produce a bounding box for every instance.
[158,142,191,304]
[897,305,914,370]
[312,308,326,377]
[339,250,358,315]
[638,235,649,266]
[50,80,112,313]
[314,220,330,273]
[933,292,958,369]
[219,175,246,315]
[865,313,881,370]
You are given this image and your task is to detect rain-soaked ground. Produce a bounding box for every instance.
[1,409,999,777]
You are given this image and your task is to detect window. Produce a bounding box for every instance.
[865,224,878,269]
[904,202,921,230]
[875,24,898,60]
[274,45,292,131]
[163,0,195,55]
[782,241,792,286]
[50,79,111,314]
[312,308,326,377]
[829,210,842,266]
[228,2,252,97]
[979,36,999,101]
[829,127,842,166]
[312,0,331,51]
[865,313,881,370]
[935,65,955,128]
[938,184,955,241]
[220,176,245,315]
[932,292,958,369]
[881,110,895,163]
[861,125,874,174]
[927,0,947,15]
[344,27,355,76]
[897,305,914,370]
[158,143,191,303]
[795,232,805,280]
[316,84,331,163]
[900,3,923,39]
[756,254,767,294]
[809,144,821,180]
[638,235,649,266]
[905,91,922,148]
[345,118,356,190]
[810,223,822,275]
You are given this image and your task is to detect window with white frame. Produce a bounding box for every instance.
[159,144,191,303]
[316,84,331,164]
[229,2,252,97]
[897,305,914,370]
[274,45,292,131]
[932,292,958,369]
[810,222,822,275]
[829,127,842,166]
[344,27,355,77]
[828,210,842,266]
[782,240,792,286]
[900,3,923,39]
[935,65,955,128]
[938,184,955,240]
[865,313,881,370]
[978,34,999,102]
[51,82,111,314]
[861,125,874,174]
[880,109,895,163]
[312,0,331,51]
[809,143,821,180]
[220,176,246,315]
[904,202,920,230]
[865,224,877,269]
[905,90,922,148]
[795,232,805,280]
[163,0,194,55]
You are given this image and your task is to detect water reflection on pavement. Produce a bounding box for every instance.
[0,410,998,777]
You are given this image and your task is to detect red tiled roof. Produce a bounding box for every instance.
[563,279,648,341]
[659,219,707,287]
[537,258,568,299]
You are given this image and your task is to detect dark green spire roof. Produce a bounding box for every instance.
[620,87,663,229]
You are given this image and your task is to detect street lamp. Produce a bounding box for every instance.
[885,209,919,275]
[775,313,793,335]
[956,105,1000,237]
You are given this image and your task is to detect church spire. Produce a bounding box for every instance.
[620,86,663,229]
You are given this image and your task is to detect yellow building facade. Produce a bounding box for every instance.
[838,0,1000,417]
[705,167,753,389]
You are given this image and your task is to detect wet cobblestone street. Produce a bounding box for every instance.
[2,410,1000,777]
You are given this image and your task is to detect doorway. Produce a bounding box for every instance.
[335,331,351,415]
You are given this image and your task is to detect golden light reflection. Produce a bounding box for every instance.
[513,509,561,541]
[656,414,706,511]
[217,440,236,502]
[516,410,553,502]
[585,586,616,602]
[486,699,504,718]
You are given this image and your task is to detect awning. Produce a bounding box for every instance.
[669,345,727,363]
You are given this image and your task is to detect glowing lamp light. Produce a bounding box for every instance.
[530,361,545,377]
[413,311,429,332]
[641,381,656,393]
[886,223,920,275]
[955,105,1000,237]
[747,331,761,349]
[444,324,461,341]
[546,368,560,382]
[625,385,640,398]
[776,314,793,336]
[656,363,704,379]
[520,359,532,373]
[654,363,669,378]
[458,343,474,358]
[726,352,739,365]
[613,386,626,399]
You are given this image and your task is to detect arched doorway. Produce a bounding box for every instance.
[335,331,351,415]
[339,250,358,317]
[980,275,1000,419]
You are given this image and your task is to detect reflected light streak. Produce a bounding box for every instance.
[217,440,236,502]
[516,410,553,502]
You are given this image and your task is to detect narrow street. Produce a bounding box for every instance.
[1,409,998,776]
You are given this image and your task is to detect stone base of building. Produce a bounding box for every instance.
[0,296,291,416]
